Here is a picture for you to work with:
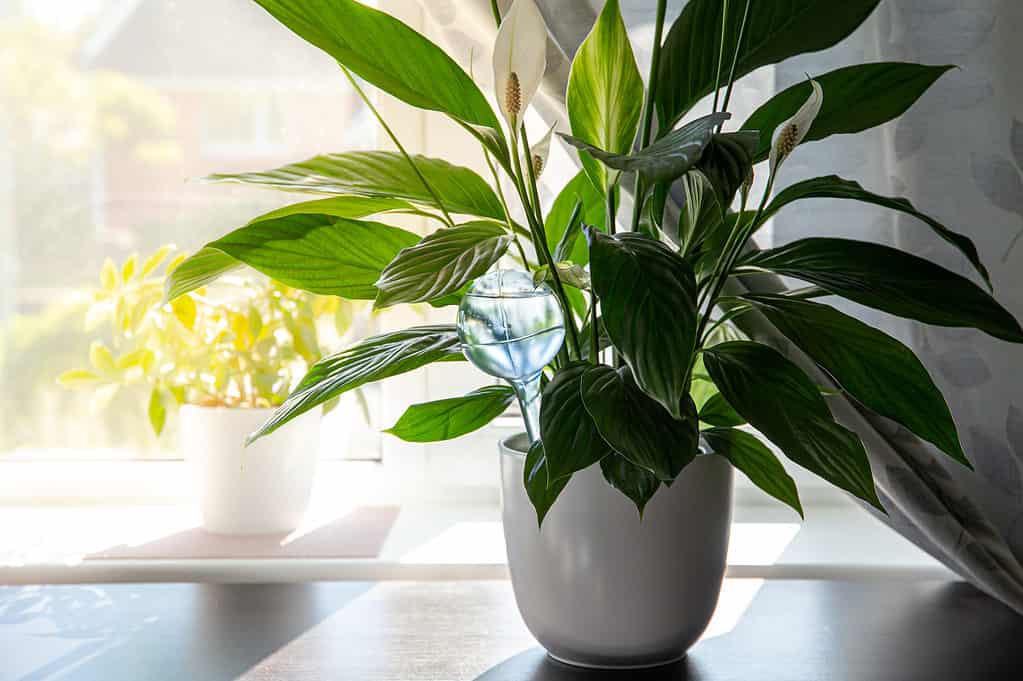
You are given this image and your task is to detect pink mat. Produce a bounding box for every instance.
[89,506,400,560]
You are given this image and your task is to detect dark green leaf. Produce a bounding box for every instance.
[762,175,990,289]
[524,440,570,527]
[579,316,612,361]
[703,341,882,510]
[580,364,699,481]
[600,454,661,517]
[657,0,881,128]
[553,200,584,263]
[679,171,722,253]
[252,0,499,128]
[588,230,698,418]
[545,172,606,266]
[699,392,746,427]
[206,151,504,220]
[540,362,614,482]
[743,293,969,468]
[249,325,464,443]
[559,113,728,183]
[374,221,511,308]
[694,132,758,209]
[743,238,1023,342]
[742,63,953,161]
[702,427,803,517]
[566,0,644,191]
[384,385,515,442]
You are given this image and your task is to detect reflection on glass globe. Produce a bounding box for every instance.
[457,270,566,442]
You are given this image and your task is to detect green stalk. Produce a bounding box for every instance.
[720,0,752,116]
[589,293,599,364]
[489,0,502,26]
[484,150,529,265]
[711,0,730,114]
[342,67,456,228]
[628,0,668,234]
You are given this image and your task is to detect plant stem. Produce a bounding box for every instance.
[606,185,617,235]
[341,67,456,228]
[711,0,730,114]
[589,293,599,364]
[629,0,668,234]
[720,0,752,116]
[489,0,502,27]
[484,150,528,264]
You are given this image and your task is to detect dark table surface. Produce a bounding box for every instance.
[2,579,1022,681]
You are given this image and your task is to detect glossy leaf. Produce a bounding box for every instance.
[206,151,504,220]
[374,222,511,308]
[600,454,661,517]
[703,341,882,510]
[385,385,515,442]
[694,132,759,210]
[206,216,418,300]
[532,262,590,291]
[762,175,990,289]
[248,326,464,443]
[580,364,699,481]
[656,0,881,128]
[588,230,698,418]
[699,392,746,428]
[252,0,498,128]
[553,200,584,263]
[540,362,614,482]
[164,196,418,301]
[559,113,728,183]
[524,440,570,527]
[566,0,644,191]
[743,238,1023,342]
[679,171,721,253]
[742,63,952,162]
[545,172,606,265]
[743,293,969,468]
[702,427,803,517]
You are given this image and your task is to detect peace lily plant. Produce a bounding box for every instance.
[166,0,1023,524]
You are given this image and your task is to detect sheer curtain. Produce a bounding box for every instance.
[418,0,1023,613]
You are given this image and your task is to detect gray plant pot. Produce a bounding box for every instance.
[500,433,733,669]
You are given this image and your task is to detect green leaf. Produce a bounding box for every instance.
[165,196,417,302]
[743,293,969,468]
[580,364,699,481]
[553,201,584,263]
[702,427,802,517]
[148,387,167,437]
[742,63,953,162]
[679,171,722,253]
[57,369,101,388]
[374,221,511,308]
[524,440,570,527]
[703,341,882,510]
[762,175,990,289]
[656,0,882,128]
[742,238,1023,342]
[164,247,241,302]
[249,326,464,443]
[384,385,515,442]
[694,132,758,210]
[600,454,661,517]
[251,0,498,128]
[566,0,645,192]
[212,216,419,300]
[545,172,606,266]
[540,362,614,482]
[206,151,504,220]
[588,230,698,418]
[559,113,728,183]
[699,392,746,428]
[533,262,591,291]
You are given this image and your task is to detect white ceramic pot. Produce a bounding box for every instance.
[500,433,733,669]
[180,405,320,535]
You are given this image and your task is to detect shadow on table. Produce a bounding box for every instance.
[476,580,1023,681]
[0,582,374,681]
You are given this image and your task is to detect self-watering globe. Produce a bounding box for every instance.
[456,270,566,443]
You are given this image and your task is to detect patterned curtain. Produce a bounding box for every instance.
[417,0,1023,613]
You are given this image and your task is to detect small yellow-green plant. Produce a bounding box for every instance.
[59,246,357,436]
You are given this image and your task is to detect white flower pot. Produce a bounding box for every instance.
[180,405,320,535]
[500,433,733,669]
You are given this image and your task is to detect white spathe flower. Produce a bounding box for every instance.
[529,123,556,177]
[769,79,823,174]
[493,0,548,129]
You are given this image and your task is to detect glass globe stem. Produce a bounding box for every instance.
[511,372,543,444]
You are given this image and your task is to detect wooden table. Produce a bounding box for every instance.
[2,579,1021,680]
